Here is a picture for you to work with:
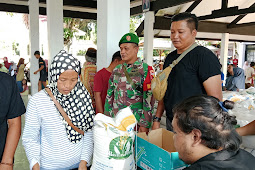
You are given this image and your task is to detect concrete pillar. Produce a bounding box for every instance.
[143,11,155,66]
[19,42,27,60]
[29,0,39,95]
[170,41,176,53]
[237,42,245,68]
[220,33,229,85]
[97,0,130,71]
[47,0,64,74]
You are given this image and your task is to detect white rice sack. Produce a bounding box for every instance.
[91,107,137,170]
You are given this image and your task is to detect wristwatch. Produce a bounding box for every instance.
[153,116,161,122]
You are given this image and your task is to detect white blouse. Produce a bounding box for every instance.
[22,90,93,170]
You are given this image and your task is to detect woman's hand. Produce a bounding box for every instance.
[32,163,40,170]
[78,160,87,170]
[0,164,13,170]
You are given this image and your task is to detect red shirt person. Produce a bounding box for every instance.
[233,55,238,67]
[94,51,123,114]
[3,57,11,69]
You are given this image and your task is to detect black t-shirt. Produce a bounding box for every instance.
[185,149,255,169]
[163,46,221,121]
[39,57,47,75]
[0,72,26,161]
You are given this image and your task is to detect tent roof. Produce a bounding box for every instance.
[0,0,142,20]
[2,0,255,42]
[135,0,255,42]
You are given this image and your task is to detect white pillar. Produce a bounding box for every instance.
[29,0,39,95]
[143,11,155,66]
[19,42,27,60]
[220,33,229,85]
[237,42,245,68]
[47,0,64,73]
[97,0,130,71]
[170,41,176,52]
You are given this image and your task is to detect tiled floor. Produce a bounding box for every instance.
[14,115,29,170]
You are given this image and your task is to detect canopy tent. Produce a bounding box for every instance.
[0,0,143,20]
[134,0,255,42]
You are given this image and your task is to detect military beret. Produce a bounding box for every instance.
[119,33,139,46]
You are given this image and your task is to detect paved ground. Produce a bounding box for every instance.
[14,111,29,170]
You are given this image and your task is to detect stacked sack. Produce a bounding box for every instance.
[91,107,137,170]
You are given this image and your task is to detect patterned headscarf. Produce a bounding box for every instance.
[47,50,95,143]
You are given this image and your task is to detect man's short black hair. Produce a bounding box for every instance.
[171,12,198,31]
[250,62,255,67]
[111,51,121,63]
[34,51,40,55]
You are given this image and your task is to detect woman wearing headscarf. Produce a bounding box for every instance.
[225,64,245,91]
[23,50,95,170]
[16,58,27,92]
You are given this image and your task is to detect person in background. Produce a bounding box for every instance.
[152,12,222,131]
[243,61,249,72]
[34,51,47,91]
[233,55,238,67]
[245,61,255,89]
[172,95,255,169]
[0,63,8,73]
[104,33,155,133]
[20,79,29,107]
[94,51,123,114]
[16,58,28,92]
[3,57,11,70]
[225,64,245,91]
[81,48,97,108]
[8,62,16,79]
[220,64,224,88]
[23,50,94,170]
[0,72,26,170]
[156,61,164,76]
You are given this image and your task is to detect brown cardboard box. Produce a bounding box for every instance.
[136,128,187,170]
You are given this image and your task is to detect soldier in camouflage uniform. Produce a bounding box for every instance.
[104,33,155,132]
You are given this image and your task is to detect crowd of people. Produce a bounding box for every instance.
[1,12,255,170]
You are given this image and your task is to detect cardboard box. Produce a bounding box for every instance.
[135,128,188,170]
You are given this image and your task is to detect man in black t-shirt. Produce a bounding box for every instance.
[152,13,222,131]
[0,72,25,168]
[34,51,47,91]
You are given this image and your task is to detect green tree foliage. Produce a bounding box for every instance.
[153,49,170,60]
[63,18,97,51]
[12,42,20,56]
[130,15,144,33]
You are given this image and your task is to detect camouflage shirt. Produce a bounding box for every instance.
[104,59,155,128]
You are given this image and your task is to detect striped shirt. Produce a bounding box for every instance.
[22,90,93,170]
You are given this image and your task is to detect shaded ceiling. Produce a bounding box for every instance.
[0,0,142,20]
[134,0,255,42]
[1,0,255,42]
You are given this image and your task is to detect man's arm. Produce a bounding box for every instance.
[34,65,44,74]
[0,116,21,170]
[94,92,103,113]
[152,100,165,130]
[104,74,115,116]
[236,120,255,136]
[203,75,223,101]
